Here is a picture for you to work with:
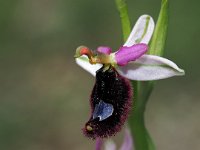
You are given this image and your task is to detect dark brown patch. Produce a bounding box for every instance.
[83,66,133,139]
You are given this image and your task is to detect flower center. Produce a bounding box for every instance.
[75,46,116,66]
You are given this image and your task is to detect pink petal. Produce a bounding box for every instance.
[97,46,112,54]
[95,138,103,150]
[120,128,133,150]
[115,44,148,66]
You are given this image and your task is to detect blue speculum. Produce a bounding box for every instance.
[92,100,114,121]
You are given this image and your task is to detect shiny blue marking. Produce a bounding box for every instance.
[93,100,114,121]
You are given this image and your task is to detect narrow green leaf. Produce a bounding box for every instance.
[115,1,169,150]
[148,0,169,56]
[115,0,131,41]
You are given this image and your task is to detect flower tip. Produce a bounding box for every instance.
[179,68,185,76]
[75,45,92,58]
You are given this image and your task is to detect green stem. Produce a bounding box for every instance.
[115,0,131,41]
[115,0,156,150]
[115,0,169,149]
[128,81,155,150]
[128,81,148,150]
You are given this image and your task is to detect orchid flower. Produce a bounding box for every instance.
[74,15,185,139]
[95,128,133,150]
[75,15,184,80]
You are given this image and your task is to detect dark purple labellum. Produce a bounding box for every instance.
[83,66,133,139]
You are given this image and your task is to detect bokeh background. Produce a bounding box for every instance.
[0,0,199,149]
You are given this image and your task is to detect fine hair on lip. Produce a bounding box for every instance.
[83,65,133,139]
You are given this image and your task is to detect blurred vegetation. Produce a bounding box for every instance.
[0,0,199,150]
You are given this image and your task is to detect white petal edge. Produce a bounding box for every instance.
[116,54,185,81]
[124,15,155,46]
[104,139,116,150]
[75,55,102,76]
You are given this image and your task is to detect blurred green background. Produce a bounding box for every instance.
[0,0,199,149]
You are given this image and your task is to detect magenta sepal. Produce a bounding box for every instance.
[115,43,148,66]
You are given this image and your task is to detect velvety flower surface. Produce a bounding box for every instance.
[83,66,132,139]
